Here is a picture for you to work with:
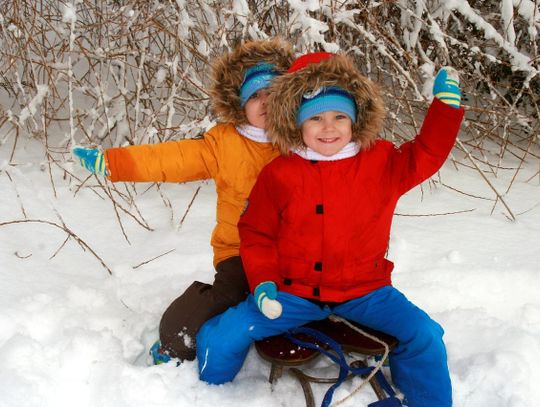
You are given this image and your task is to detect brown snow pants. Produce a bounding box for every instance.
[158,256,250,361]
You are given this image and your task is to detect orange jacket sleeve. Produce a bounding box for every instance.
[105,133,219,183]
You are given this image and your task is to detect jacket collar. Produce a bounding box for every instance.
[292,142,360,161]
[236,124,271,143]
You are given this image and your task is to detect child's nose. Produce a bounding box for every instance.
[322,118,335,129]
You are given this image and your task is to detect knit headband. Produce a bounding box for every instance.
[296,86,357,126]
[239,63,280,106]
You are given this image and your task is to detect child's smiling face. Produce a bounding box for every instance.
[244,88,270,129]
[300,111,353,156]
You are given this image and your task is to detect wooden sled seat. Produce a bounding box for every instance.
[255,318,398,407]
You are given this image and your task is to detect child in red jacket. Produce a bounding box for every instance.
[196,53,464,407]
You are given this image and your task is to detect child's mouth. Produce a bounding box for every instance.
[318,137,339,143]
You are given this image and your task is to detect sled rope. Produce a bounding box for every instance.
[328,314,391,407]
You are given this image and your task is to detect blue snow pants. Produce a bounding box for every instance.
[196,286,451,407]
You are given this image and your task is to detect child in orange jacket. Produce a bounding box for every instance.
[72,38,294,362]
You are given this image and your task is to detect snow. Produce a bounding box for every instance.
[17,85,49,124]
[1,128,539,407]
[287,0,340,53]
[501,0,516,45]
[445,0,538,74]
[232,0,250,26]
[1,3,539,402]
[62,3,77,24]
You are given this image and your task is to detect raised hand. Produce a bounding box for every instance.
[433,67,461,108]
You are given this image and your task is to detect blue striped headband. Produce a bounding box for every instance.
[296,86,357,126]
[239,63,280,106]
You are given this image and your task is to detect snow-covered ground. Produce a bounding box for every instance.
[1,134,539,407]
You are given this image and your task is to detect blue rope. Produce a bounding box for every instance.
[285,326,401,407]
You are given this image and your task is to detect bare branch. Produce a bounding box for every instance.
[0,219,113,275]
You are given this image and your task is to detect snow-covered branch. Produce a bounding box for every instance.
[0,0,538,207]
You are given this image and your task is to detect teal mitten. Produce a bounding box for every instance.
[433,67,461,108]
[72,147,109,176]
[254,281,282,320]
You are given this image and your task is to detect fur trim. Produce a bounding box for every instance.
[209,38,294,126]
[267,54,386,154]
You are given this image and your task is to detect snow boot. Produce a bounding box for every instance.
[150,340,172,365]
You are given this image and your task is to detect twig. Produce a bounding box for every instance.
[455,139,516,221]
[14,251,32,259]
[4,170,28,218]
[395,208,476,217]
[132,248,176,269]
[9,126,19,163]
[179,184,202,229]
[441,181,494,201]
[49,235,71,260]
[0,219,113,275]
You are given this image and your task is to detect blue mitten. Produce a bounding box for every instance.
[254,281,282,319]
[433,67,461,108]
[72,147,109,176]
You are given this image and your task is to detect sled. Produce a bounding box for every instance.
[255,317,400,407]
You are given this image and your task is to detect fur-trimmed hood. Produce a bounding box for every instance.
[209,38,294,126]
[267,53,386,154]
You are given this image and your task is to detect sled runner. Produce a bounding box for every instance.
[255,317,400,407]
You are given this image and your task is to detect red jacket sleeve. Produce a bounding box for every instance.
[390,98,464,194]
[238,165,282,292]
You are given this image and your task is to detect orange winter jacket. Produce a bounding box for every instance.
[105,123,280,266]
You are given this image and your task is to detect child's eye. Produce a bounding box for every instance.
[335,114,347,120]
[250,91,260,100]
[309,115,322,121]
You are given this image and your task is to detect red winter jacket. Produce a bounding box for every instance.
[239,99,464,302]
